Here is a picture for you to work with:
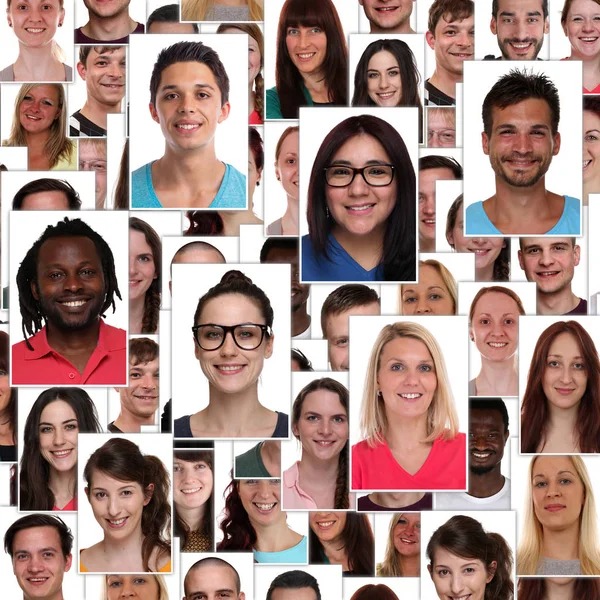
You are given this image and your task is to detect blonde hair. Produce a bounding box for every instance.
[359,322,459,447]
[2,83,74,169]
[100,574,169,599]
[182,0,263,21]
[399,259,458,315]
[377,513,418,576]
[517,455,600,575]
[79,138,107,159]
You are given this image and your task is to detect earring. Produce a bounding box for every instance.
[58,22,63,26]
[326,206,330,219]
[377,390,382,397]
[256,181,259,187]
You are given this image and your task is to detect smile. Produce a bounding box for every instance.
[176,123,200,130]
[25,115,42,120]
[536,271,559,277]
[399,393,422,399]
[579,37,599,42]
[449,596,471,600]
[375,6,398,11]
[25,28,46,33]
[254,502,277,513]
[51,449,73,458]
[100,84,123,88]
[296,52,316,61]
[181,487,202,494]
[316,520,336,529]
[107,517,128,528]
[487,342,507,348]
[584,160,591,170]
[215,365,245,374]
[27,577,49,585]
[377,92,396,99]
[346,203,376,214]
[450,52,473,58]
[468,248,490,254]
[134,395,157,402]
[509,42,532,51]
[315,440,334,446]
[422,218,435,226]
[59,300,88,307]
[555,387,576,395]
[399,537,416,544]
[471,451,492,459]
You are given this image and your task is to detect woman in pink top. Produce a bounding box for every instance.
[352,322,466,491]
[283,377,350,509]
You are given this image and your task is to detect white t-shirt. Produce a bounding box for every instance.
[434,477,511,510]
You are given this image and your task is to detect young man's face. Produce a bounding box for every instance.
[83,0,130,20]
[483,98,560,188]
[518,237,579,295]
[150,61,230,153]
[359,0,414,32]
[32,236,107,333]
[184,564,245,600]
[12,526,72,600]
[79,141,107,209]
[491,0,548,60]
[325,301,380,371]
[469,408,509,475]
[116,358,159,423]
[418,166,458,247]
[77,47,126,109]
[426,13,474,78]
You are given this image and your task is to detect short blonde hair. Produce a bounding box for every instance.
[399,259,457,315]
[359,321,459,447]
[517,455,600,575]
[100,574,169,599]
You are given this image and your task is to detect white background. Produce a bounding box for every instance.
[75,0,145,29]
[77,432,173,565]
[548,0,579,60]
[129,34,248,178]
[255,563,343,600]
[170,263,291,431]
[0,464,12,506]
[0,147,28,171]
[588,204,600,299]
[290,339,329,371]
[344,575,419,599]
[462,60,583,216]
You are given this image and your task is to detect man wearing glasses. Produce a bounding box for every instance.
[79,139,107,209]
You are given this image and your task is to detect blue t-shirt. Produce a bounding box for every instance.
[301,234,384,281]
[253,536,307,564]
[465,195,580,235]
[131,161,246,209]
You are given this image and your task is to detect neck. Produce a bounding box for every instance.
[48,467,76,504]
[114,406,156,433]
[419,236,435,253]
[80,95,121,131]
[25,589,64,600]
[319,537,348,568]
[177,502,206,533]
[203,386,264,435]
[400,553,420,576]
[25,129,50,153]
[475,261,495,282]
[82,11,136,41]
[428,67,461,100]
[477,357,518,395]
[260,441,281,476]
[492,178,551,224]
[369,492,425,508]
[547,403,579,442]
[469,466,504,498]
[544,577,576,600]
[370,23,414,34]
[252,515,294,552]
[299,453,339,487]
[101,528,145,561]
[292,303,311,337]
[160,145,219,176]
[14,45,61,76]
[219,209,262,235]
[281,197,299,234]
[385,413,429,448]
[332,225,384,271]
[45,319,101,354]
[301,71,328,95]
[542,523,580,561]
[129,295,146,334]
[536,287,579,315]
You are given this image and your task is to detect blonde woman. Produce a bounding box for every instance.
[352,322,466,490]
[102,574,169,599]
[518,455,600,575]
[3,0,72,82]
[182,0,262,21]
[399,260,457,316]
[376,513,420,577]
[2,83,75,170]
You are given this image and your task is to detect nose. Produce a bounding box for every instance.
[514,132,533,154]
[379,73,389,89]
[546,480,562,498]
[450,573,465,595]
[219,330,239,356]
[456,29,472,48]
[421,195,435,216]
[129,255,137,277]
[318,418,331,436]
[402,367,419,385]
[297,29,310,48]
[53,426,65,446]
[140,371,156,390]
[257,481,272,499]
[471,237,486,246]
[63,271,83,292]
[108,495,122,517]
[415,298,432,314]
[582,18,594,32]
[515,20,528,40]
[120,580,135,598]
[538,248,555,266]
[27,557,44,574]
[558,365,574,384]
[473,433,490,450]
[347,170,370,196]
[178,91,196,114]
[107,61,123,79]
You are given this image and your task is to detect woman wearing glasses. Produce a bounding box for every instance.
[302,114,416,282]
[174,270,288,438]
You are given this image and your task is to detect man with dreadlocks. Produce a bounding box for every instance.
[12,217,126,385]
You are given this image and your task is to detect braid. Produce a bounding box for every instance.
[142,288,161,334]
[334,441,349,509]
[254,72,264,121]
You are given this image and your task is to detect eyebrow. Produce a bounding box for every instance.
[329,159,389,166]
[586,129,600,135]
[91,485,136,492]
[402,285,446,294]
[495,123,550,132]
[547,354,583,360]
[160,83,216,92]
[499,10,542,17]
[189,589,235,595]
[533,470,576,478]
[385,357,433,364]
[476,312,516,317]
[436,562,479,569]
[39,418,77,426]
[14,546,58,554]
[304,411,346,418]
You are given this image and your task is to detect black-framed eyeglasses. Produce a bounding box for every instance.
[192,323,272,351]
[324,164,395,187]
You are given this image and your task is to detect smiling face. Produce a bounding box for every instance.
[518,238,579,295]
[359,0,414,32]
[584,110,600,183]
[377,336,438,422]
[118,357,159,424]
[491,0,548,60]
[19,85,61,135]
[470,292,520,363]
[12,526,72,600]
[129,229,157,303]
[483,98,560,189]
[32,236,106,333]
[426,14,474,78]
[77,47,126,109]
[7,0,64,49]
[275,129,299,201]
[366,50,402,107]
[107,575,160,600]
[238,479,282,528]
[419,167,457,248]
[285,24,327,77]
[86,470,152,541]
[469,408,509,476]
[150,61,230,153]
[393,513,420,557]
[293,389,348,462]
[325,134,397,239]
[309,511,347,543]
[542,332,588,412]
[82,0,130,20]
[531,455,585,532]
[563,0,600,59]
[173,457,213,511]
[194,294,273,396]
[39,399,79,475]
[401,264,455,315]
[429,548,495,600]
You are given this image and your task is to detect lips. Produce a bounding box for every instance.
[584,160,592,170]
[398,537,416,544]
[545,504,566,512]
[421,218,435,228]
[375,5,398,12]
[535,270,560,278]
[25,27,46,34]
[51,449,73,458]
[215,364,246,375]
[487,342,507,348]
[398,393,422,401]
[345,203,376,216]
[106,516,128,528]
[253,502,277,514]
[315,519,337,530]
[554,387,576,395]
[27,577,50,586]
[25,114,42,120]
[471,450,494,459]
[314,440,335,447]
[134,395,157,402]
[467,248,491,255]
[296,52,316,62]
[181,486,202,494]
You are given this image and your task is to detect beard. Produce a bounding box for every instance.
[39,294,105,332]
[470,464,497,476]
[490,151,552,188]
[499,37,544,60]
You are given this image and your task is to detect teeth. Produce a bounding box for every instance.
[176,124,199,130]
[581,37,598,41]
[347,204,375,212]
[29,578,48,582]
[470,249,489,254]
[377,92,395,98]
[318,521,335,527]
[423,219,435,224]
[400,393,421,399]
[376,6,396,10]
[488,342,507,347]
[109,518,126,525]
[584,160,591,168]
[316,441,334,446]
[472,452,491,458]
[217,365,243,371]
[52,449,71,456]
[62,300,86,307]
[255,503,276,510]
[538,271,558,276]
[181,487,201,494]
[26,115,41,120]
[511,43,530,49]
[297,53,315,59]
[26,28,44,32]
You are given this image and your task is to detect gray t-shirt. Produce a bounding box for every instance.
[207,5,250,19]
[536,557,581,575]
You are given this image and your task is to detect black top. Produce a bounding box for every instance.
[0,445,17,462]
[357,493,433,512]
[174,411,289,438]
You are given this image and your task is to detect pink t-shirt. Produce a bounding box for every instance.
[352,433,466,491]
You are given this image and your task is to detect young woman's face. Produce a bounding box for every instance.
[309,511,347,543]
[218,27,262,86]
[377,337,438,422]
[366,50,402,107]
[429,548,495,600]
[7,0,64,49]
[293,389,348,462]
[393,513,420,558]
[531,455,585,532]
[39,400,78,474]
[325,133,397,240]
[400,264,455,315]
[173,458,213,511]
[237,479,282,527]
[285,24,327,77]
[563,0,600,58]
[19,85,61,134]
[86,470,152,541]
[195,293,273,396]
[584,109,600,183]
[542,332,588,412]
[106,575,160,600]
[0,364,11,413]
[129,229,157,303]
[275,130,299,201]
[470,292,520,363]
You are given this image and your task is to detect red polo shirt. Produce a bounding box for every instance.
[12,320,127,385]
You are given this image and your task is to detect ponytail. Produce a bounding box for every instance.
[485,532,514,600]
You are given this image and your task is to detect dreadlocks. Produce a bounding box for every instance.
[17,217,122,350]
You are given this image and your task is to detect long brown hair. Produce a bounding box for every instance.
[521,321,600,453]
[0,331,15,446]
[517,578,600,600]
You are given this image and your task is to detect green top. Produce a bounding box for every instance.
[235,442,271,477]
[266,84,314,119]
